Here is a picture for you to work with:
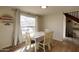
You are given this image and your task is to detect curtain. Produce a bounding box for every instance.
[14,9,23,46]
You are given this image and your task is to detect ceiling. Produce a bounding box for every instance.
[11,6,79,16]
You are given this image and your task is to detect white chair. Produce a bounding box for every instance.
[38,32,53,52]
[24,32,35,52]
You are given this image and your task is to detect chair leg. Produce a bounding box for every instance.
[43,44,45,52]
[29,45,31,52]
[48,44,51,51]
[25,46,27,51]
[32,44,35,52]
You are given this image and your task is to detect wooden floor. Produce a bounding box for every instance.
[37,39,79,52]
[1,39,79,52]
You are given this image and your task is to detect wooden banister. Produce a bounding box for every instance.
[64,13,79,23]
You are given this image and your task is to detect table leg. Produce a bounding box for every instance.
[35,39,37,52]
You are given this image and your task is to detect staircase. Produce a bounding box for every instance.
[64,11,79,38]
[64,11,79,23]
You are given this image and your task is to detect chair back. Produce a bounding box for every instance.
[44,32,53,44]
[25,32,31,46]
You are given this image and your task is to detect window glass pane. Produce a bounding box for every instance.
[20,15,36,35]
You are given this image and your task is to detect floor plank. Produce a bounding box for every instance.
[37,39,79,52]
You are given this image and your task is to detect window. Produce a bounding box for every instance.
[20,15,36,36]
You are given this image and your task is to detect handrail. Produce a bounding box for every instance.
[64,11,79,19]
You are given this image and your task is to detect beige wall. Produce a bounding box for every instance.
[0,7,16,49]
[42,13,66,41]
[37,16,44,31]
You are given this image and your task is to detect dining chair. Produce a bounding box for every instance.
[38,32,53,52]
[24,32,35,52]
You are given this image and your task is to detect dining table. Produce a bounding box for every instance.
[30,31,45,52]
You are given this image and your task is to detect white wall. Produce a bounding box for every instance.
[0,7,15,49]
[43,13,66,41]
